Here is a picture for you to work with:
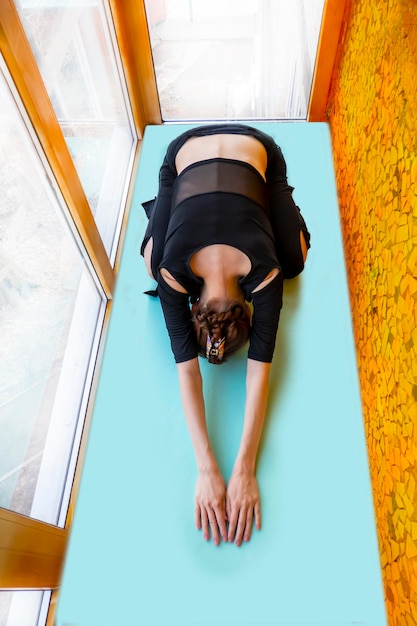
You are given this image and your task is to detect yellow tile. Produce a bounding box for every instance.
[406,472,416,502]
[405,535,417,558]
[391,540,400,561]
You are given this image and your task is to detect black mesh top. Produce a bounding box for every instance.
[157,159,283,364]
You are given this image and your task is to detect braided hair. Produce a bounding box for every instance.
[192,299,251,364]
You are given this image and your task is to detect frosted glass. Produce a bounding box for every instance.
[145,0,325,120]
[16,0,136,261]
[0,67,104,526]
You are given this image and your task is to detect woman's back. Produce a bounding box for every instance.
[175,133,268,180]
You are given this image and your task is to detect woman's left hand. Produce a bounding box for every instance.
[226,468,261,546]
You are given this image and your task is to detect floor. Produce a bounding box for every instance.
[56,121,387,626]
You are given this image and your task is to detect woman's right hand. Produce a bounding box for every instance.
[195,469,228,545]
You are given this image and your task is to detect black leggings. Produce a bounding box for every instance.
[269,198,311,279]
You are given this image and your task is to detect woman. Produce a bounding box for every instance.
[141,123,310,547]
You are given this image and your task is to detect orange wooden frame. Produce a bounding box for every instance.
[0,509,67,589]
[109,0,162,133]
[308,0,349,122]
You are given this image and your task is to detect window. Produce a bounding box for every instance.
[145,0,325,120]
[0,592,49,626]
[0,1,139,621]
[0,61,106,527]
[15,0,136,262]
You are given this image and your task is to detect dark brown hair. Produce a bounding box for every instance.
[192,299,251,364]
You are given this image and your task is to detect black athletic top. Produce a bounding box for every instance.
[141,123,310,364]
[158,158,283,363]
[162,159,277,295]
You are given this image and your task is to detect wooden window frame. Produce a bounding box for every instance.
[108,0,162,132]
[307,0,349,122]
[0,510,67,590]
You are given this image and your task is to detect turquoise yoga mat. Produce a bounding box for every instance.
[56,122,387,626]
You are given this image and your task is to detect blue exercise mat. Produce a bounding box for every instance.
[56,122,387,626]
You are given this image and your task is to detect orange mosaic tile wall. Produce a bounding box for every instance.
[326,0,417,624]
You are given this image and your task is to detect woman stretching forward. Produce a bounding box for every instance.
[141,123,310,546]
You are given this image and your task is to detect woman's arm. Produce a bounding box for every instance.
[226,358,271,546]
[177,359,228,546]
[157,284,228,544]
[223,275,282,545]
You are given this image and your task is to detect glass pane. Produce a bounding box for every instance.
[0,591,46,626]
[145,0,325,120]
[15,0,136,262]
[0,64,105,526]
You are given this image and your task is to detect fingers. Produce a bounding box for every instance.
[194,473,261,546]
[228,506,251,547]
[194,502,201,530]
[234,513,245,546]
[195,504,227,545]
[254,500,261,531]
[200,508,210,541]
[197,502,260,546]
[215,505,228,543]
[226,501,261,546]
[242,508,254,544]
[226,498,236,543]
